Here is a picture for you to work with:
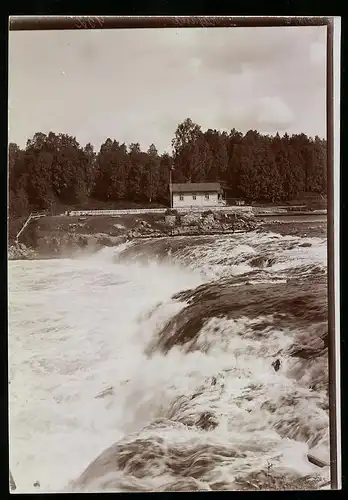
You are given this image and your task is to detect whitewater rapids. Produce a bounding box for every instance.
[8,223,330,492]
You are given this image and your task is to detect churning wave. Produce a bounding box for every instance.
[9,226,329,492]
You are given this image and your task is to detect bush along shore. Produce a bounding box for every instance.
[8,210,261,260]
[8,242,37,260]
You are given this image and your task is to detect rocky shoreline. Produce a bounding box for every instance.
[8,210,261,260]
[127,211,259,238]
[8,243,37,260]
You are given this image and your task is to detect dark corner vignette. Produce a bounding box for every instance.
[339,16,346,492]
[8,15,331,31]
[4,16,10,497]
[326,18,338,490]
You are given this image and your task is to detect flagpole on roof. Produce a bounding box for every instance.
[169,166,174,209]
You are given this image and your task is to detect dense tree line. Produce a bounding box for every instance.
[8,118,327,219]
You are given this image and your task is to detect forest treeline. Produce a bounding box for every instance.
[9,118,327,219]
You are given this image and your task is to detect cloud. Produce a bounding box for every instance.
[191,27,294,74]
[310,41,326,66]
[256,96,295,130]
[188,27,326,75]
[8,25,327,152]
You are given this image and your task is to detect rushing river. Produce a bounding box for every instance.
[8,220,330,492]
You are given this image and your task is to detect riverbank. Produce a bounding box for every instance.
[8,209,328,261]
[9,210,260,260]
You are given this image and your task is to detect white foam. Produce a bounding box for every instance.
[8,230,329,492]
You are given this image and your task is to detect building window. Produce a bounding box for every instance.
[179,194,184,201]
[204,193,210,200]
[192,194,196,200]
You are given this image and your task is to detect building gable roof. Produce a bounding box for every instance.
[171,182,221,193]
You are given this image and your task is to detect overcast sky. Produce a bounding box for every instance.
[9,26,327,153]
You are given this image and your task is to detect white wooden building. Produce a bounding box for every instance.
[171,182,225,209]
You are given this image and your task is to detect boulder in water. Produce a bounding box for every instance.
[272,359,281,372]
[196,411,219,430]
[249,256,266,268]
[9,471,16,491]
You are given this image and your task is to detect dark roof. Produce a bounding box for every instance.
[171,182,221,193]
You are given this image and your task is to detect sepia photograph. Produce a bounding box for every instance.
[8,16,341,492]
